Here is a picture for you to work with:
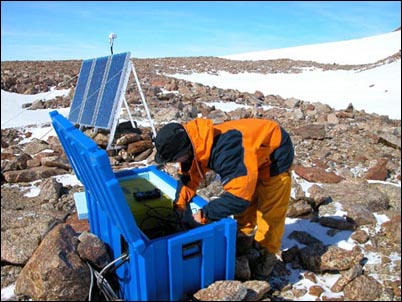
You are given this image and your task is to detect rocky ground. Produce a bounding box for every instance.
[1,55,401,301]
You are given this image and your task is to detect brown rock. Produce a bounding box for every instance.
[343,275,382,301]
[127,140,153,155]
[193,280,247,301]
[365,158,388,180]
[15,223,90,301]
[309,285,324,297]
[294,165,344,183]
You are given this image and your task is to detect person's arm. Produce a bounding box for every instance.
[174,180,196,211]
[195,130,258,222]
[174,158,199,211]
[201,192,250,221]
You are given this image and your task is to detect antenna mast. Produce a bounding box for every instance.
[109,32,117,55]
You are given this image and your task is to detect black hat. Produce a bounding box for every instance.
[154,123,192,164]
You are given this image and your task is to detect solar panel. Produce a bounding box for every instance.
[94,52,129,129]
[68,52,131,129]
[68,59,93,124]
[79,56,109,126]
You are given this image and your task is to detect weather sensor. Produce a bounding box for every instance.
[109,32,117,55]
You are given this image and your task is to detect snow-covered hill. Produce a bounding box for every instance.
[222,30,401,65]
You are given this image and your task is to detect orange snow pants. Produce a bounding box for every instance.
[235,171,291,254]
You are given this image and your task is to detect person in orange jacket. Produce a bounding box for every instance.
[154,117,294,280]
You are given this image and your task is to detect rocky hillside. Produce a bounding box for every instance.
[1,56,401,301]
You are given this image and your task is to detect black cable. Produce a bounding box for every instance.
[138,204,187,238]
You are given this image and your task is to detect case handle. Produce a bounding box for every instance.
[182,240,201,259]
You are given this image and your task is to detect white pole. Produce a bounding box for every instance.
[130,61,157,138]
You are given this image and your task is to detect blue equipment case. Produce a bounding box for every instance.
[49,110,236,301]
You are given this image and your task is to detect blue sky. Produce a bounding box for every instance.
[1,1,401,61]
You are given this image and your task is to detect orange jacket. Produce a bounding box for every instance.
[175,118,294,221]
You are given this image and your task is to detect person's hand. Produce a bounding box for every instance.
[193,209,208,224]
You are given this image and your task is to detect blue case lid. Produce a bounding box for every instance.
[50,110,143,245]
